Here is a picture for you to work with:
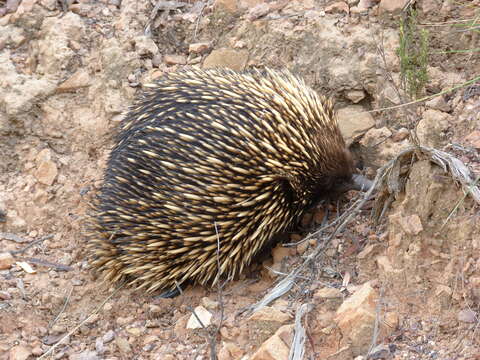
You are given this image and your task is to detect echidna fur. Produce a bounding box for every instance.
[87,68,363,293]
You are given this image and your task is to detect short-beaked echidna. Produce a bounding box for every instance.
[87,68,369,293]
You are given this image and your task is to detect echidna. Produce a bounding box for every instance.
[87,68,370,294]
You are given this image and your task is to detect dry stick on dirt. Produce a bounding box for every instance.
[9,234,73,271]
[288,303,313,360]
[20,257,73,272]
[38,282,125,360]
[441,174,480,230]
[49,286,74,328]
[193,0,213,40]
[144,0,187,36]
[173,222,225,360]
[366,287,384,356]
[0,232,30,243]
[212,221,226,359]
[9,234,53,255]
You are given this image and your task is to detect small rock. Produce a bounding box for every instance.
[249,306,292,323]
[39,0,58,10]
[51,324,67,335]
[416,109,451,148]
[296,241,309,255]
[367,344,391,359]
[31,346,44,356]
[0,290,11,300]
[0,252,14,270]
[145,319,159,328]
[425,96,451,112]
[251,324,293,360]
[379,0,409,13]
[95,338,105,354]
[233,40,247,49]
[34,160,58,186]
[36,148,52,163]
[203,48,249,71]
[69,350,99,360]
[376,255,396,273]
[189,42,211,54]
[246,3,271,20]
[134,35,159,57]
[16,261,36,274]
[69,3,91,16]
[420,0,440,13]
[335,282,379,356]
[457,309,477,323]
[337,105,375,146]
[9,345,32,360]
[152,54,163,67]
[357,244,378,260]
[359,127,392,147]
[215,0,238,12]
[148,304,162,314]
[115,336,132,353]
[239,0,265,9]
[271,244,291,265]
[187,306,213,329]
[397,214,423,235]
[465,130,480,149]
[314,287,342,299]
[127,73,137,83]
[126,327,143,336]
[103,330,115,343]
[57,69,91,93]
[6,0,22,13]
[116,316,133,326]
[143,335,159,345]
[346,89,366,103]
[325,1,349,14]
[351,0,376,12]
[218,341,244,360]
[164,54,187,65]
[188,56,202,65]
[391,127,409,142]
[359,127,408,167]
[201,297,219,310]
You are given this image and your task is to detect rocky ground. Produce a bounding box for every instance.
[1,0,480,359]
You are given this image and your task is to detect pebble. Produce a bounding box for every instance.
[95,338,105,354]
[116,316,133,326]
[201,297,219,310]
[164,54,187,65]
[187,306,213,329]
[9,345,32,360]
[0,290,12,300]
[0,252,14,270]
[457,309,477,323]
[189,42,211,54]
[152,54,163,68]
[69,350,99,360]
[103,330,115,343]
[115,336,132,353]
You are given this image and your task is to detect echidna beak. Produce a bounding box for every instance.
[350,174,373,192]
